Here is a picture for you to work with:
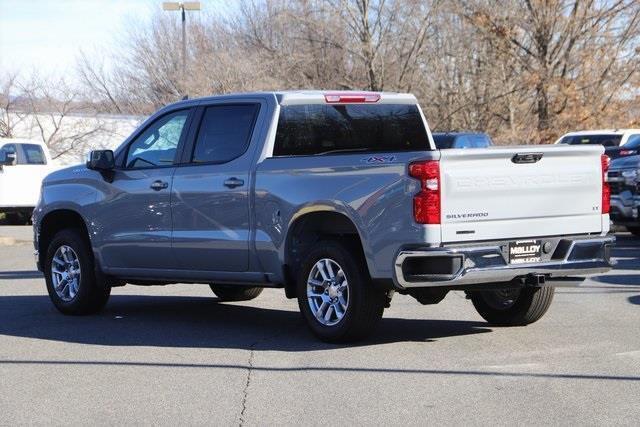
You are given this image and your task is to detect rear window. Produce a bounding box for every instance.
[560,134,622,147]
[468,135,491,148]
[273,104,430,156]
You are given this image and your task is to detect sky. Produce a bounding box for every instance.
[0,0,228,79]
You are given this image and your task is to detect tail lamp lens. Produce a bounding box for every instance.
[324,92,381,103]
[601,154,610,214]
[409,160,440,224]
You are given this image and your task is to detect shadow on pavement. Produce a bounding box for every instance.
[0,294,491,351]
[591,274,640,285]
[0,270,43,280]
[0,359,637,382]
[610,258,640,270]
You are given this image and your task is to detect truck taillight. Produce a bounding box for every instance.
[409,160,440,224]
[324,92,380,103]
[601,154,610,214]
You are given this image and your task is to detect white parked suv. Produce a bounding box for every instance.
[555,129,640,159]
[0,138,55,224]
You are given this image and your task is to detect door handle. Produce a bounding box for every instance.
[224,177,244,188]
[150,180,169,191]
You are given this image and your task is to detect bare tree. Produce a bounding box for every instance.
[462,0,640,141]
[18,75,111,160]
[0,72,28,138]
[72,0,640,145]
[77,50,124,114]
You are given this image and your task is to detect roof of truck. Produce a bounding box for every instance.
[167,90,419,108]
[0,137,48,148]
[276,90,417,105]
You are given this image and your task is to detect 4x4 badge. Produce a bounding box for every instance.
[362,155,397,164]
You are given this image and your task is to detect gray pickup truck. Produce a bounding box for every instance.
[33,91,614,342]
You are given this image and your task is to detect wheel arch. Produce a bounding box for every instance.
[282,210,369,298]
[38,209,92,269]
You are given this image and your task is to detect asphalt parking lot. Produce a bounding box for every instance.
[0,226,638,425]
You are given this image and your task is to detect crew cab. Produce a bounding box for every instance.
[33,91,614,342]
[1,138,54,224]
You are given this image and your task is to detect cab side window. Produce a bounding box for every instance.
[22,144,47,165]
[125,110,189,169]
[191,104,260,164]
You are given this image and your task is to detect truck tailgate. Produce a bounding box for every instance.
[439,145,605,242]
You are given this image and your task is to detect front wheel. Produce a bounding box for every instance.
[44,229,111,315]
[469,286,554,326]
[296,241,385,343]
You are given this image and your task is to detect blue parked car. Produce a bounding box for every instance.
[432,132,493,149]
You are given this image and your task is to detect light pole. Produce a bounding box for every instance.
[162,2,201,94]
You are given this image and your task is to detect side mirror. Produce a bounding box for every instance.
[87,150,115,171]
[0,151,16,166]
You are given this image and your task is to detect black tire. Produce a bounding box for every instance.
[209,285,263,302]
[626,226,640,237]
[44,228,110,315]
[296,240,385,343]
[470,286,555,326]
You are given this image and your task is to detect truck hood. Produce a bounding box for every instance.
[43,164,92,184]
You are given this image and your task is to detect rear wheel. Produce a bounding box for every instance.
[296,240,385,343]
[209,285,263,302]
[469,286,554,326]
[44,228,111,315]
[626,226,640,237]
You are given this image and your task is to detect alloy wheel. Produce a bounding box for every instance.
[306,258,350,326]
[50,245,82,302]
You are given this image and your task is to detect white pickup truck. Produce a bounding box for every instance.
[0,138,54,224]
[33,91,614,342]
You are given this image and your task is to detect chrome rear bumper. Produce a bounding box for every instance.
[394,236,615,289]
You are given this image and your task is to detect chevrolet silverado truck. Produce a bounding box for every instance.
[33,91,614,342]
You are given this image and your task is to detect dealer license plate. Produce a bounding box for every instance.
[509,240,542,264]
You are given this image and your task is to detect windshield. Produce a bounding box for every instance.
[559,134,622,147]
